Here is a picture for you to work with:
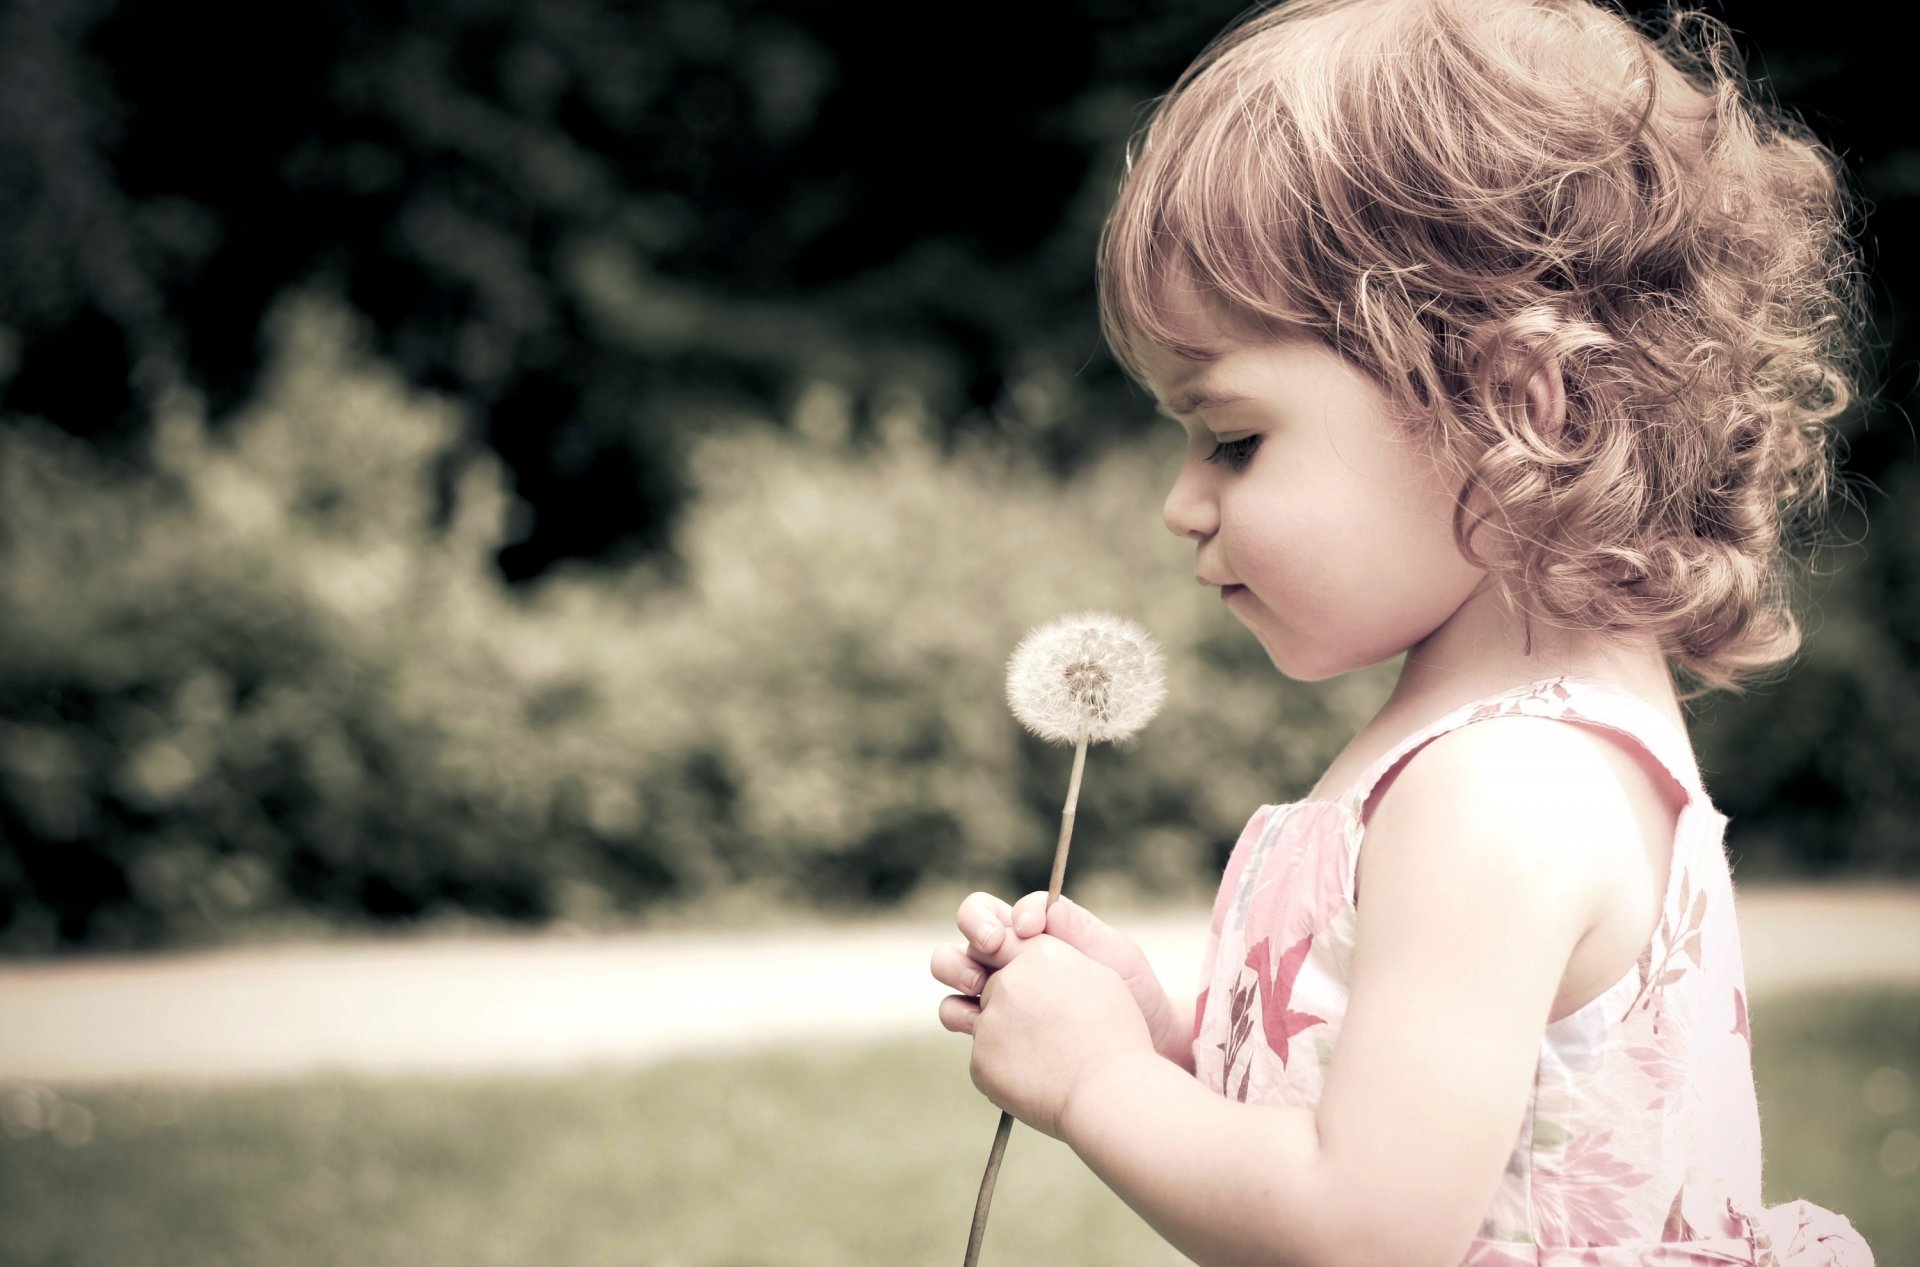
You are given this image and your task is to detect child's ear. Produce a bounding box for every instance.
[1521,355,1568,441]
[1495,344,1567,442]
[1470,323,1569,443]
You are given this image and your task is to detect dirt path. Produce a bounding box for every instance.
[1,884,1914,1086]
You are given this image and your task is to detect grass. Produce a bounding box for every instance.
[1,989,1913,1267]
[1749,987,1919,1258]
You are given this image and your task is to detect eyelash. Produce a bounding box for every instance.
[1205,436,1261,472]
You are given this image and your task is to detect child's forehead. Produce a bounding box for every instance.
[1132,294,1323,403]
[1134,334,1231,404]
[1137,331,1331,417]
[1133,283,1261,374]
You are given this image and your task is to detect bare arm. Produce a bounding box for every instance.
[1063,1053,1338,1266]
[987,719,1617,1267]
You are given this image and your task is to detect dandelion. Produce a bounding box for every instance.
[1005,611,1168,745]
[965,612,1167,1267]
[1001,612,1166,902]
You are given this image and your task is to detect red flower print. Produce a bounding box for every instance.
[1218,976,1258,1100]
[1244,934,1326,1067]
[1731,987,1750,1046]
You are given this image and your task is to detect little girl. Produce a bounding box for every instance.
[930,1,1876,1264]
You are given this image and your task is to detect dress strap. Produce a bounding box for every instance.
[1336,674,1711,841]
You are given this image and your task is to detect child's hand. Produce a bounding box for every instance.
[931,891,1189,1069]
[931,891,1035,1035]
[968,934,1154,1140]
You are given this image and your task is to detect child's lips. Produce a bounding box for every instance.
[1197,573,1246,600]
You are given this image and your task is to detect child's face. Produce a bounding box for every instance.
[1142,320,1489,682]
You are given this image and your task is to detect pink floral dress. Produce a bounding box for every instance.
[1191,675,1875,1266]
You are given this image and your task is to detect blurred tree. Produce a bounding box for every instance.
[0,0,1207,580]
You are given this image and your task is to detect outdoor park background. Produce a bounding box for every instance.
[0,0,1915,1263]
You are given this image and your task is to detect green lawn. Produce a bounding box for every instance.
[1,989,1912,1267]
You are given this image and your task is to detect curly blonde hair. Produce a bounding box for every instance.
[1099,0,1865,698]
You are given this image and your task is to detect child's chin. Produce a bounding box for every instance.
[1259,638,1382,684]
[1258,644,1327,684]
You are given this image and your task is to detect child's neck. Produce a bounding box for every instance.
[1304,579,1684,806]
[1391,577,1682,729]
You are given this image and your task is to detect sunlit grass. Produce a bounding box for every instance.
[1,989,1912,1267]
[1750,987,1919,1258]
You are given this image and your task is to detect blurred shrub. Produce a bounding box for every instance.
[0,295,564,949]
[1,292,1911,953]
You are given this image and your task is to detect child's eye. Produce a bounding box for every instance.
[1205,435,1262,472]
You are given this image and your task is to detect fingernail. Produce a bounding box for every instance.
[976,919,999,945]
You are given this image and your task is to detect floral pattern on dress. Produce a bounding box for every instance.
[1245,804,1349,955]
[1188,675,1876,1267]
[1627,1040,1689,1114]
[1534,1129,1654,1247]
[1247,935,1325,1066]
[1622,868,1708,1034]
[1214,933,1325,1099]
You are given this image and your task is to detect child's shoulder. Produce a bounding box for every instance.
[1360,672,1692,818]
[1358,707,1685,922]
[1383,709,1686,820]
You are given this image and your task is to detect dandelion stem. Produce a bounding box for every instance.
[1047,728,1091,907]
[963,1110,1014,1266]
[964,727,1092,1267]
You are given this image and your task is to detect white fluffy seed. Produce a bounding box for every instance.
[1004,612,1168,745]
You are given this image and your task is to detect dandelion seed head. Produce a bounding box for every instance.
[1004,612,1167,744]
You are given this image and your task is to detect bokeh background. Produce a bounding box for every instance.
[0,0,1915,1263]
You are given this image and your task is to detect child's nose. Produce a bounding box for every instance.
[1162,462,1218,541]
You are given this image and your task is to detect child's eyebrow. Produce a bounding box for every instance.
[1158,386,1253,419]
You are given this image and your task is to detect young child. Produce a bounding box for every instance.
[930,1,1876,1263]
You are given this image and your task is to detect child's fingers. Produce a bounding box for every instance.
[956,891,1014,958]
[1047,896,1149,975]
[937,993,981,1035]
[1044,893,1100,942]
[1011,890,1051,938]
[929,942,991,996]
